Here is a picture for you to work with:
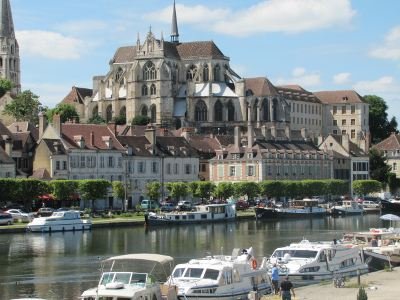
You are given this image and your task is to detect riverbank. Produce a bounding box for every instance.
[262,267,399,300]
[0,210,255,233]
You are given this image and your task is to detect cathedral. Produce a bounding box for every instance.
[81,1,290,135]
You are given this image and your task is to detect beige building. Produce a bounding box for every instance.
[374,133,400,179]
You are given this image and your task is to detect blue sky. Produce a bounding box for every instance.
[11,0,400,119]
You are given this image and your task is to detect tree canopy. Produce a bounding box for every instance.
[46,103,79,123]
[0,78,12,97]
[131,115,150,125]
[3,90,44,124]
[369,147,391,184]
[364,95,398,144]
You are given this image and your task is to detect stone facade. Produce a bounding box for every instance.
[374,133,400,179]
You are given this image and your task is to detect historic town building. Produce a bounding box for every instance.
[374,133,400,179]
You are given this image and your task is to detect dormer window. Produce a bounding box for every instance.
[247,153,253,159]
[231,153,240,159]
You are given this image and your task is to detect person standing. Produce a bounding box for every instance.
[271,263,280,294]
[280,276,295,300]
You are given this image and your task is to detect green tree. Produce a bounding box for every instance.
[281,181,300,199]
[49,180,79,201]
[3,90,43,124]
[78,179,110,209]
[131,115,150,125]
[301,180,326,198]
[388,173,400,195]
[46,103,79,123]
[113,115,126,125]
[188,181,199,198]
[357,286,368,300]
[88,114,106,124]
[364,95,398,143]
[197,181,215,203]
[0,179,19,203]
[352,180,381,197]
[259,181,284,199]
[0,78,12,97]
[146,181,161,201]
[233,182,260,201]
[213,182,233,201]
[324,179,349,199]
[369,148,391,184]
[14,179,50,210]
[166,182,188,202]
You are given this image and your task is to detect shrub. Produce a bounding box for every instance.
[357,286,368,300]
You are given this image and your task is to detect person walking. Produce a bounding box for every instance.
[271,263,280,294]
[280,276,295,300]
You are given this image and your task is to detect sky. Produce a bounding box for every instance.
[11,0,400,119]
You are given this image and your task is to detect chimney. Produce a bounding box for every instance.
[90,131,95,147]
[301,128,308,140]
[39,112,47,140]
[285,124,291,140]
[247,124,254,148]
[53,113,61,136]
[145,125,156,154]
[317,135,324,146]
[234,126,240,148]
[3,135,12,156]
[342,134,350,152]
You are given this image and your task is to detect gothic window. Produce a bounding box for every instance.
[142,85,148,96]
[150,84,156,95]
[203,65,209,82]
[150,105,156,123]
[115,67,123,82]
[227,100,235,121]
[92,105,99,117]
[0,57,3,68]
[213,65,220,81]
[195,100,208,122]
[9,58,13,70]
[252,99,258,121]
[272,98,279,121]
[11,45,14,54]
[186,65,198,81]
[214,100,223,122]
[106,105,113,122]
[262,98,270,121]
[143,61,157,80]
[141,105,148,116]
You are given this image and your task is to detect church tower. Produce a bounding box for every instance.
[0,0,20,94]
[170,0,179,43]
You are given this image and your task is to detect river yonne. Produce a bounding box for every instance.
[0,214,383,299]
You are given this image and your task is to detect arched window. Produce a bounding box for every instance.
[142,85,148,96]
[213,65,220,81]
[214,100,223,122]
[150,84,156,95]
[92,105,98,116]
[262,98,270,121]
[252,99,259,121]
[143,61,156,80]
[186,65,198,81]
[141,105,148,116]
[9,58,13,70]
[150,105,156,123]
[195,100,208,122]
[203,65,209,82]
[106,105,113,122]
[120,106,126,120]
[272,98,279,121]
[10,45,14,54]
[227,100,235,121]
[0,57,3,68]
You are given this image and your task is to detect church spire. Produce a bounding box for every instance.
[171,0,179,43]
[0,0,14,38]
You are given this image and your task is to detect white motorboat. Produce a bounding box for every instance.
[361,201,381,213]
[167,247,272,300]
[331,200,364,215]
[81,253,176,300]
[145,203,236,226]
[27,210,92,232]
[262,239,368,286]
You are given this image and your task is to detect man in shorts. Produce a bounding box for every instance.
[271,263,280,294]
[280,276,295,300]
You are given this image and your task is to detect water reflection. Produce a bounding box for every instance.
[0,214,383,300]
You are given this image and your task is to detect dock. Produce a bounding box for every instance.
[262,267,399,300]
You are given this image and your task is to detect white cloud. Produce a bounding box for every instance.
[369,26,400,60]
[275,67,321,88]
[353,76,400,94]
[333,72,351,84]
[56,20,108,35]
[16,30,87,60]
[23,83,71,108]
[146,0,356,37]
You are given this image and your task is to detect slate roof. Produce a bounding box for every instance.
[43,139,66,155]
[313,90,365,104]
[276,85,321,103]
[187,135,221,154]
[330,134,367,157]
[244,77,279,97]
[61,86,93,105]
[0,146,13,164]
[117,136,153,157]
[157,136,199,157]
[373,132,400,151]
[7,121,39,141]
[61,124,125,151]
[256,139,319,151]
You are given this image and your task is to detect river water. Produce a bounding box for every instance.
[0,214,384,300]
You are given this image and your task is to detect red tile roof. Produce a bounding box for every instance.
[61,86,93,105]
[374,132,400,151]
[244,77,278,97]
[313,90,365,104]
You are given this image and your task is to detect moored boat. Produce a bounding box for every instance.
[80,253,175,300]
[330,200,364,215]
[27,210,91,232]
[361,200,381,213]
[381,199,400,213]
[145,203,236,226]
[255,198,326,220]
[167,247,272,300]
[262,239,368,286]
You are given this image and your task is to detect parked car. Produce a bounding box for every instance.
[140,199,159,210]
[0,211,13,225]
[176,201,192,211]
[236,200,249,210]
[36,207,54,217]
[160,203,175,212]
[6,209,34,222]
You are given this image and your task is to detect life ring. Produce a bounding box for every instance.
[251,259,257,269]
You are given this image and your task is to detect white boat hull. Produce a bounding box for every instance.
[28,221,92,232]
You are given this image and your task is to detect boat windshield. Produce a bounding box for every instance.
[184,268,203,278]
[272,250,318,259]
[100,272,147,287]
[172,267,219,280]
[203,269,220,280]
